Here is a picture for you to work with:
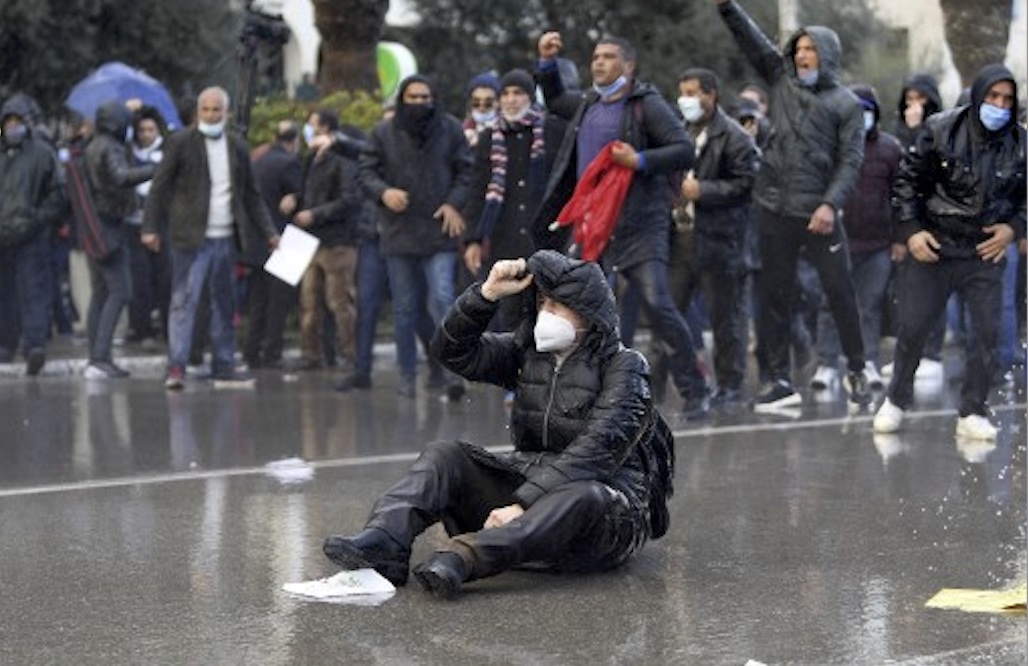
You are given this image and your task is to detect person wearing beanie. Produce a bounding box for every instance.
[462,71,501,146]
[875,64,1025,441]
[809,84,902,394]
[462,68,564,333]
[323,249,675,599]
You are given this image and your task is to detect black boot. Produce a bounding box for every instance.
[323,527,411,586]
[413,551,469,600]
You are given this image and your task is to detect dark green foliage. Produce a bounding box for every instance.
[0,0,241,119]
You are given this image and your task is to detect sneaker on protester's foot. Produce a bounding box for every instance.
[844,370,872,406]
[26,348,46,376]
[753,380,802,412]
[864,361,884,390]
[872,397,904,433]
[84,361,130,380]
[809,365,838,390]
[164,366,185,390]
[955,413,998,441]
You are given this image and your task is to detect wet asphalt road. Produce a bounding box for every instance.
[0,359,1024,665]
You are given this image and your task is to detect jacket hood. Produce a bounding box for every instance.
[527,250,618,340]
[970,63,1018,132]
[0,93,41,128]
[95,101,131,139]
[396,75,435,112]
[897,73,942,120]
[851,83,880,123]
[786,26,843,87]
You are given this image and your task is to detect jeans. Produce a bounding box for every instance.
[617,259,707,398]
[758,211,865,381]
[998,243,1021,368]
[168,238,237,372]
[0,227,52,355]
[86,243,131,363]
[887,255,1003,416]
[385,251,456,380]
[815,248,891,367]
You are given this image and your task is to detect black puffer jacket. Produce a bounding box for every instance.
[718,1,865,220]
[431,249,675,538]
[893,64,1026,258]
[85,102,156,220]
[535,68,694,271]
[0,95,65,247]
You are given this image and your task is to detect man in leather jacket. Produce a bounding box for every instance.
[323,249,675,599]
[874,64,1025,441]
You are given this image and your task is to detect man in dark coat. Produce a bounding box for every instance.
[661,67,758,406]
[142,87,278,388]
[323,249,674,598]
[874,64,1025,441]
[714,0,872,412]
[83,101,157,379]
[244,120,302,368]
[462,68,565,331]
[533,32,710,418]
[359,75,474,399]
[0,94,65,375]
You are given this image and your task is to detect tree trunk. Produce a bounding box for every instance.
[313,0,389,93]
[938,0,1011,85]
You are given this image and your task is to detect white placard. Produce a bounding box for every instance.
[264,224,320,287]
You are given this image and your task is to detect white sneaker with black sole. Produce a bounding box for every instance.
[753,380,802,412]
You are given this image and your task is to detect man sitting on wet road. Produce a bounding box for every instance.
[323,249,674,599]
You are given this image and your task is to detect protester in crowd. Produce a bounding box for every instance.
[283,109,362,372]
[245,119,302,369]
[713,0,872,411]
[461,72,501,147]
[809,85,902,392]
[874,64,1025,440]
[534,31,710,418]
[124,105,169,350]
[323,250,675,599]
[142,87,279,389]
[0,94,65,375]
[462,69,564,333]
[359,75,474,399]
[654,67,757,407]
[82,101,157,379]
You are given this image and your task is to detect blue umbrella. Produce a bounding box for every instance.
[66,61,182,130]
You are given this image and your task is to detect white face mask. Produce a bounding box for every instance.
[533,310,578,353]
[471,109,497,125]
[302,122,316,146]
[198,120,224,139]
[863,110,876,133]
[677,96,704,123]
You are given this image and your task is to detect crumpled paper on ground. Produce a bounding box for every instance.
[283,569,396,606]
[925,583,1026,614]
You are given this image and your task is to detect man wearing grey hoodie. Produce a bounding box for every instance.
[714,0,872,412]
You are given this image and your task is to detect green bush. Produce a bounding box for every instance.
[246,89,384,148]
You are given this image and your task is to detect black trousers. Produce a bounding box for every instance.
[758,211,865,382]
[365,441,648,580]
[243,269,296,364]
[887,255,1003,416]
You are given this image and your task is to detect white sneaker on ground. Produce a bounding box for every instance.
[864,361,884,390]
[809,365,838,390]
[955,414,998,441]
[873,398,904,433]
[83,364,108,380]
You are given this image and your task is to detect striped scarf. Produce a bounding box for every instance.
[477,107,545,243]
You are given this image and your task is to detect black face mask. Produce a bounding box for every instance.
[396,103,437,141]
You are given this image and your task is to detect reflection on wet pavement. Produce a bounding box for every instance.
[0,368,1024,664]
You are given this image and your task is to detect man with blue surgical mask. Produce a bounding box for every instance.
[714,0,872,413]
[875,64,1025,442]
[142,87,280,389]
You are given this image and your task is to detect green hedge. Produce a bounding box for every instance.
[246,89,384,148]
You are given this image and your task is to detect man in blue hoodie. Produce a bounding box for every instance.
[874,64,1025,441]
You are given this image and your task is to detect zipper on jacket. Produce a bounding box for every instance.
[541,360,563,452]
